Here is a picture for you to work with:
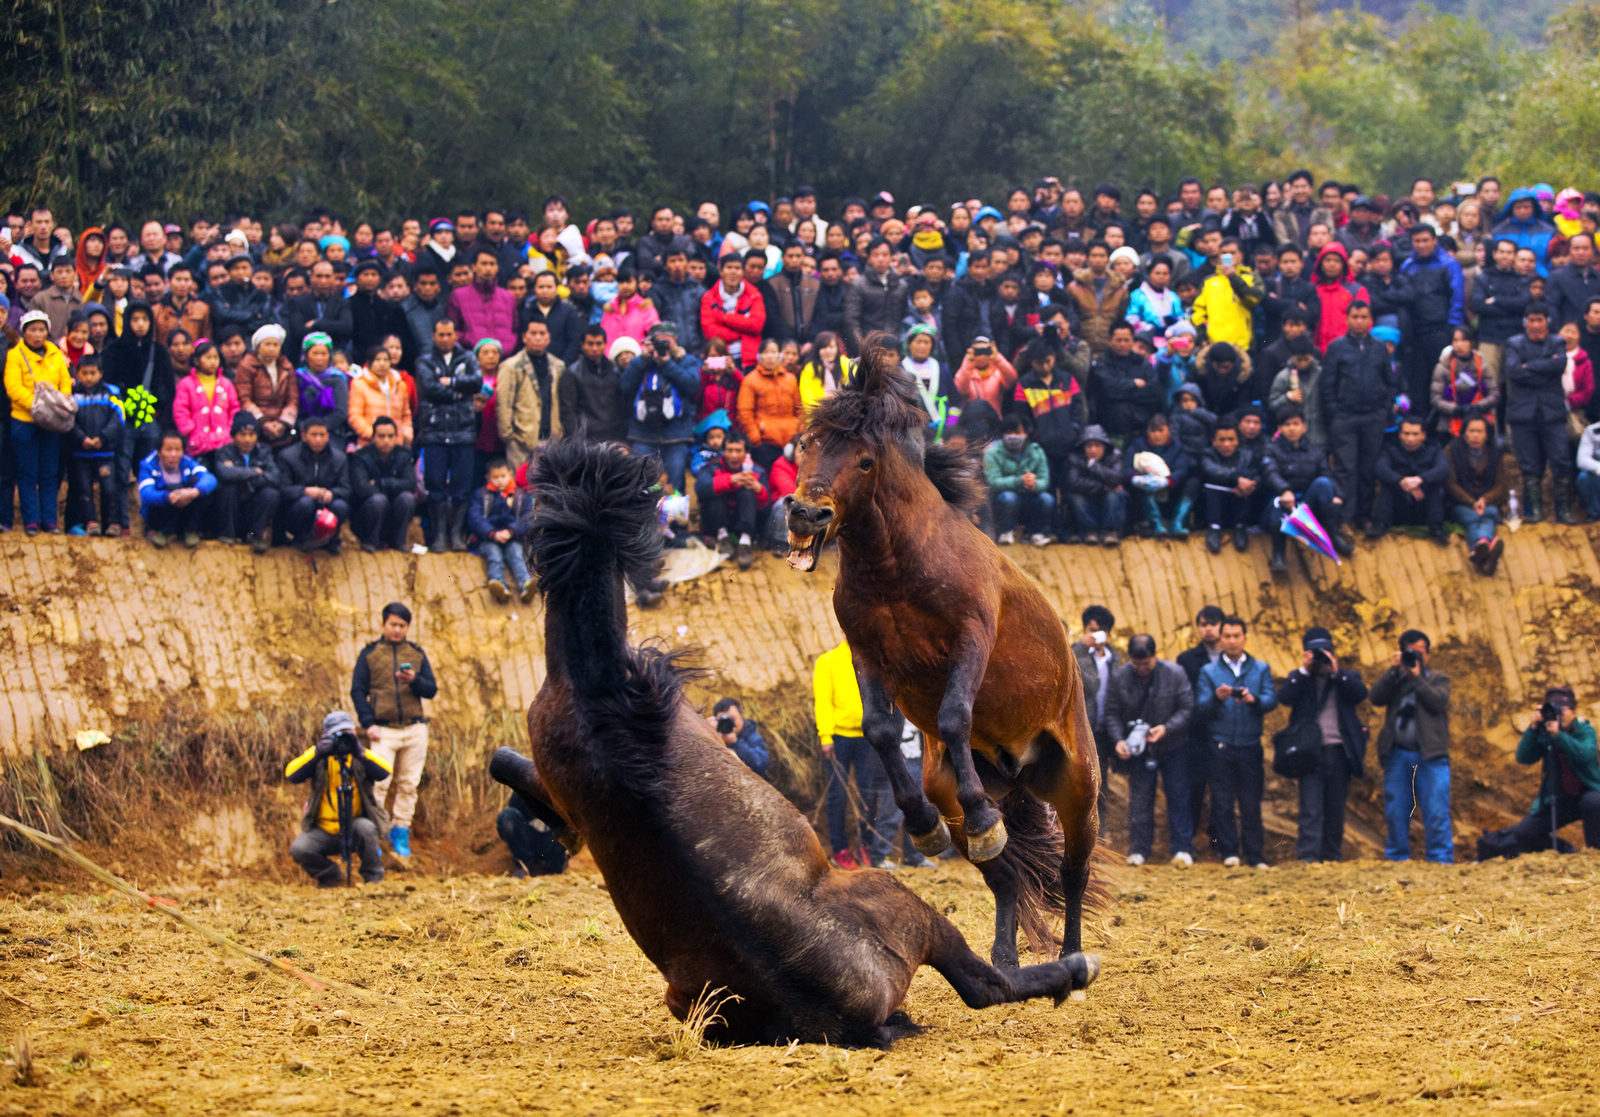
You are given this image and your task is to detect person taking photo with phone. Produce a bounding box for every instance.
[1371,629,1454,863]
[350,601,438,858]
[1277,627,1369,863]
[1196,615,1276,868]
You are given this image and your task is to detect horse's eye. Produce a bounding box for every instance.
[858,456,874,472]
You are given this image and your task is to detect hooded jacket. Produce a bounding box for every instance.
[1169,383,1217,461]
[1192,343,1254,417]
[70,380,125,461]
[1311,243,1369,353]
[1066,430,1123,497]
[1490,188,1558,276]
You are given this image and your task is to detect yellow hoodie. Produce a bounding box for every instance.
[813,641,863,744]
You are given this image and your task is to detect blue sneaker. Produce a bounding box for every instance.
[388,826,411,857]
[66,525,87,537]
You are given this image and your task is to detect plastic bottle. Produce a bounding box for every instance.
[1507,489,1521,533]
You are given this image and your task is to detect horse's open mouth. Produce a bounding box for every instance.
[786,531,823,572]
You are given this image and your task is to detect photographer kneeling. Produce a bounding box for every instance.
[1482,687,1600,857]
[285,711,393,887]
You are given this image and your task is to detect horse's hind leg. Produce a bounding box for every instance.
[927,915,1098,1009]
[858,667,949,855]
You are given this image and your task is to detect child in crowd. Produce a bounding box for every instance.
[1169,382,1217,466]
[691,410,730,477]
[67,355,128,537]
[138,430,216,548]
[1065,424,1125,546]
[1269,336,1326,445]
[173,340,241,464]
[468,457,534,604]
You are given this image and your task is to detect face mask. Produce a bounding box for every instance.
[1002,434,1027,452]
[592,280,618,304]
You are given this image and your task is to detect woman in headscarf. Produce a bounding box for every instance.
[103,299,172,468]
[236,323,298,448]
[295,332,352,447]
[75,227,110,303]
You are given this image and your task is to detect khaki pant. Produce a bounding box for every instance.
[368,722,429,829]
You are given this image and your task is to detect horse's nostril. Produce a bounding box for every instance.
[812,507,834,525]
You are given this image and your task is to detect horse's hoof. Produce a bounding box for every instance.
[1054,953,1099,1005]
[1068,989,1086,1002]
[911,819,952,857]
[965,817,1008,862]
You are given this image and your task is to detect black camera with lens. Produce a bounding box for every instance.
[1540,702,1560,724]
[1400,648,1420,670]
[651,337,672,357]
[1042,322,1062,341]
[973,344,993,357]
[716,715,736,736]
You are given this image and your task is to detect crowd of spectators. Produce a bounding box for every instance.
[4,173,1599,585]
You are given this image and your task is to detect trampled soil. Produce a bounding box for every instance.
[1,855,1597,1115]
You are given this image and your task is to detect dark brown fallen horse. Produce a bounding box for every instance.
[785,345,1101,966]
[489,439,1097,1046]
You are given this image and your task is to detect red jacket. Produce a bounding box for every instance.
[698,361,745,419]
[709,458,770,508]
[700,282,765,368]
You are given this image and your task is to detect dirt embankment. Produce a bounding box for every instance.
[2,526,1599,868]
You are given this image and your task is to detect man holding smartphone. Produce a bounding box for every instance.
[1196,616,1276,868]
[351,601,439,858]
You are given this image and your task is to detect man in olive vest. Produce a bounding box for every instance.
[351,601,438,858]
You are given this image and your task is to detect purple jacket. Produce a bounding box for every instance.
[446,280,519,351]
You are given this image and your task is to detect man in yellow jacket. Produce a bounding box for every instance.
[815,640,923,870]
[285,711,393,886]
[1191,235,1263,352]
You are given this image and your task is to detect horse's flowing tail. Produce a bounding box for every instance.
[527,440,666,702]
[994,789,1067,955]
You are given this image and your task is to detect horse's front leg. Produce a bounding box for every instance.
[858,666,950,856]
[939,626,1006,861]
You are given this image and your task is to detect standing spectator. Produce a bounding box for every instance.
[1577,417,1600,522]
[599,265,661,348]
[210,412,280,552]
[1397,226,1464,406]
[983,413,1053,546]
[495,318,566,467]
[1371,629,1454,864]
[1089,323,1163,443]
[1196,615,1276,869]
[1191,238,1262,352]
[1310,243,1367,354]
[1272,170,1334,248]
[445,247,518,351]
[66,356,126,537]
[649,248,705,354]
[620,322,700,493]
[708,698,770,777]
[351,602,439,859]
[1430,326,1499,438]
[137,429,216,548]
[294,334,351,447]
[1490,686,1600,854]
[103,301,173,467]
[415,317,482,551]
[282,260,352,356]
[701,254,765,369]
[1490,188,1558,276]
[1471,239,1531,386]
[1066,242,1131,354]
[815,640,890,870]
[1320,301,1395,535]
[1177,603,1226,840]
[172,341,241,461]
[1504,304,1574,524]
[31,252,83,339]
[1447,415,1507,574]
[953,335,1017,414]
[841,238,906,354]
[401,266,447,364]
[1278,627,1369,863]
[5,310,73,534]
[735,338,801,472]
[349,415,417,553]
[1549,232,1600,329]
[694,427,768,569]
[1102,634,1197,868]
[348,258,409,361]
[767,242,820,344]
[205,252,270,337]
[275,417,351,553]
[284,711,392,887]
[468,457,534,603]
[152,264,211,347]
[1072,604,1120,819]
[560,324,628,444]
[1370,417,1449,544]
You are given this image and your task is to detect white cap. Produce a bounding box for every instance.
[18,310,50,329]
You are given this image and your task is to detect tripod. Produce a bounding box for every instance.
[336,752,357,887]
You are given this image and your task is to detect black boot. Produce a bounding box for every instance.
[448,502,471,552]
[1553,476,1577,525]
[1523,481,1544,525]
[427,497,449,550]
[1269,533,1287,573]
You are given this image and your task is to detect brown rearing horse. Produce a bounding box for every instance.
[489,439,1098,1047]
[785,345,1101,965]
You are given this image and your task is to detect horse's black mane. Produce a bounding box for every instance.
[805,341,986,511]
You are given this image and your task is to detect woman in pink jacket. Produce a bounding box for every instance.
[953,336,1019,413]
[172,340,241,459]
[599,266,660,348]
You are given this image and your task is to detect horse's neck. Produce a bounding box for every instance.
[837,457,939,580]
[542,567,630,692]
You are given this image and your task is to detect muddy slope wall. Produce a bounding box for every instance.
[4,528,1598,793]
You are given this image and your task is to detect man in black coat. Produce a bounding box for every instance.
[1469,238,1532,387]
[842,237,907,354]
[811,253,849,340]
[631,205,696,276]
[1101,634,1197,867]
[348,258,408,363]
[275,418,352,553]
[210,412,280,552]
[1319,301,1396,532]
[1278,626,1369,863]
[1505,303,1577,523]
[1089,323,1164,443]
[767,242,820,344]
[1371,417,1449,541]
[282,260,354,355]
[518,272,583,367]
[205,253,271,337]
[943,249,995,359]
[1548,232,1600,329]
[348,416,418,552]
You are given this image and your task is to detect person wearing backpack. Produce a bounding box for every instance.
[619,322,702,494]
[4,310,74,534]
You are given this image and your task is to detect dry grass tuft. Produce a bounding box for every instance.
[654,986,740,1061]
[10,1031,34,1087]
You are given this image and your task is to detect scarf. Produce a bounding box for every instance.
[1136,281,1178,320]
[297,366,340,414]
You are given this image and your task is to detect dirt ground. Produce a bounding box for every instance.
[1,852,1597,1116]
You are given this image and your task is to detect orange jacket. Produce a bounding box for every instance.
[736,367,802,449]
[348,367,415,446]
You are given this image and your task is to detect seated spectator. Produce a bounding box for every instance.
[1065,424,1125,546]
[1168,381,1216,476]
[709,697,769,777]
[1446,415,1507,575]
[735,338,801,472]
[137,429,216,548]
[349,415,417,553]
[1264,408,1346,570]
[1102,634,1196,868]
[469,457,534,604]
[1268,336,1326,445]
[1277,627,1368,863]
[694,428,768,570]
[276,417,351,553]
[1090,322,1164,443]
[285,711,391,887]
[211,412,281,552]
[1124,413,1191,537]
[1489,686,1600,856]
[66,355,127,537]
[295,332,352,448]
[983,413,1053,546]
[690,410,730,476]
[1371,417,1449,544]
[348,344,414,447]
[172,340,240,464]
[236,323,298,449]
[1192,340,1251,417]
[1430,326,1499,439]
[497,792,570,878]
[1200,417,1265,554]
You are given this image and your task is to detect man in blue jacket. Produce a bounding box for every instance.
[619,321,702,494]
[1196,615,1276,868]
[1397,226,1464,407]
